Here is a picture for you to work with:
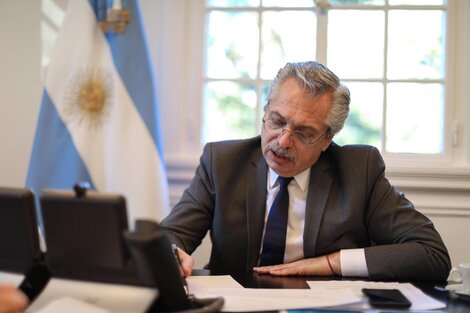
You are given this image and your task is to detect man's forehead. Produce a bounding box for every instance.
[266,92,332,130]
[270,78,306,100]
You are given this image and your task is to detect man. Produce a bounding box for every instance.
[161,61,451,281]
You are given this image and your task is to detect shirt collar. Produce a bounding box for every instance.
[268,167,311,192]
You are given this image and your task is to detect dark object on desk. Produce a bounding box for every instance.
[0,187,50,301]
[40,188,139,285]
[18,262,50,301]
[125,220,224,313]
[456,291,470,302]
[73,181,92,198]
[362,288,411,309]
[0,187,42,273]
[124,220,191,312]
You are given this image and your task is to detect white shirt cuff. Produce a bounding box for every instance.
[340,248,369,277]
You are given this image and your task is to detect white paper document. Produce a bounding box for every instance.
[26,278,157,313]
[0,271,24,286]
[307,280,446,311]
[187,275,244,292]
[187,276,362,312]
[34,297,109,313]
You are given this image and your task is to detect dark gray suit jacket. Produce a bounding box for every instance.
[161,136,451,281]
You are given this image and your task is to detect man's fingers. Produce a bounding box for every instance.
[177,247,194,276]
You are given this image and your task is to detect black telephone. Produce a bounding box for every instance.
[124,220,191,312]
[124,220,224,313]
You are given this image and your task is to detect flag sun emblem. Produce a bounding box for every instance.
[64,68,114,129]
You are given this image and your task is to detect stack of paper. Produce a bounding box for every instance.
[188,276,363,312]
[307,280,446,311]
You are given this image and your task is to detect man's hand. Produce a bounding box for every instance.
[253,252,341,276]
[175,247,195,276]
[0,285,28,313]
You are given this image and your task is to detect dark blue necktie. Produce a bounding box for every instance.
[259,176,293,266]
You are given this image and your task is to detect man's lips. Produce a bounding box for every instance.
[270,149,291,163]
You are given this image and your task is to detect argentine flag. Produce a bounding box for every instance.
[26,0,169,224]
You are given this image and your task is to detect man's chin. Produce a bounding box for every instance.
[266,158,294,177]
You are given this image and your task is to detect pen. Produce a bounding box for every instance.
[172,243,189,295]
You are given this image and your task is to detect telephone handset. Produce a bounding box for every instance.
[125,220,224,313]
[124,220,191,312]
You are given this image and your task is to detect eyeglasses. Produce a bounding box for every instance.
[262,116,327,146]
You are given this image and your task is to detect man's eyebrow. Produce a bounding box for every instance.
[295,125,317,134]
[268,111,283,119]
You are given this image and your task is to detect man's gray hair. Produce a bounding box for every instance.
[267,61,350,138]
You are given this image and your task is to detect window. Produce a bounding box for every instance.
[201,0,448,157]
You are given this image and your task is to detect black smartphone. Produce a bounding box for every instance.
[362,288,412,309]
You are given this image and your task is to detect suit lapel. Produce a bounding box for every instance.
[303,154,333,257]
[245,152,268,270]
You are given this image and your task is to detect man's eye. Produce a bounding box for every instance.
[295,132,310,142]
[271,119,284,128]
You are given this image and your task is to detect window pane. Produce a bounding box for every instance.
[389,0,445,5]
[206,11,259,79]
[262,0,314,7]
[387,10,445,79]
[386,83,444,154]
[328,10,384,79]
[334,82,383,149]
[206,0,260,7]
[261,82,270,108]
[203,82,257,143]
[259,82,271,128]
[330,0,385,5]
[261,11,316,79]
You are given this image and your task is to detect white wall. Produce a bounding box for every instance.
[0,1,42,188]
[0,0,469,270]
[0,0,194,187]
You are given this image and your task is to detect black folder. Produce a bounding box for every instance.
[0,187,41,274]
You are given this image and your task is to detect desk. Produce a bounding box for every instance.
[193,270,470,313]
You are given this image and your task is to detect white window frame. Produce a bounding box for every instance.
[145,0,470,207]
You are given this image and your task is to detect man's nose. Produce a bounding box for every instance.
[277,128,294,147]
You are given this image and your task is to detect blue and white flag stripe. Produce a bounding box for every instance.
[101,0,164,155]
[27,91,94,189]
[27,0,169,224]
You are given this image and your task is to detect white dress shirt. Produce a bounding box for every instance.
[262,168,369,277]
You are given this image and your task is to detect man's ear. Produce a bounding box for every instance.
[321,137,333,152]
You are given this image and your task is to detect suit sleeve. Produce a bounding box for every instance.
[363,147,451,281]
[160,143,215,254]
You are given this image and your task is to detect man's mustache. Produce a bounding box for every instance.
[266,142,297,162]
